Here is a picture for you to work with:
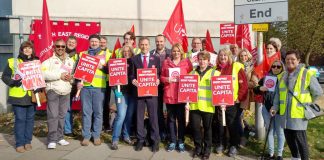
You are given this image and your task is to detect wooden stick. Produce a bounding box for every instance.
[35,93,41,107]
[222,106,226,126]
[117,85,121,103]
[185,102,190,126]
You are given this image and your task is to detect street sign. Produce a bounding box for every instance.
[252,24,269,32]
[235,0,288,24]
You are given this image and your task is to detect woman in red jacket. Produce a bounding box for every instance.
[161,43,193,153]
[214,48,248,157]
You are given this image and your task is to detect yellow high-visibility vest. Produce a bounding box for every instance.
[232,62,244,101]
[115,48,141,58]
[189,68,221,113]
[278,67,314,118]
[7,58,32,98]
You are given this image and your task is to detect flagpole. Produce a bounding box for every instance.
[255,31,265,140]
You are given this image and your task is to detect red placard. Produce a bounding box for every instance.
[29,20,101,53]
[108,58,128,86]
[137,68,158,97]
[18,60,46,90]
[220,23,235,45]
[178,74,198,103]
[212,75,234,106]
[74,54,100,83]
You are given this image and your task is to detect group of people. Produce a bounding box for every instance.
[2,31,322,160]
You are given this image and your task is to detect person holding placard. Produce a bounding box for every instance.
[1,41,38,153]
[160,43,192,153]
[78,34,111,146]
[189,51,220,160]
[110,45,136,150]
[214,48,248,157]
[270,51,323,160]
[254,60,285,160]
[42,39,75,149]
[130,37,161,152]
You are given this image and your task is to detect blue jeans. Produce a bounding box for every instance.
[262,107,285,156]
[112,90,136,142]
[81,87,105,139]
[64,105,73,134]
[13,105,35,147]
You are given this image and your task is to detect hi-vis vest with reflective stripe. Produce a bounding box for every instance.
[277,67,314,118]
[115,48,141,58]
[8,58,32,98]
[231,62,244,101]
[79,50,110,88]
[189,68,221,113]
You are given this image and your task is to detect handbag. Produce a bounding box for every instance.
[288,89,324,120]
[31,88,47,104]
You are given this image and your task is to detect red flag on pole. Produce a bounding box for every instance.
[129,24,137,48]
[111,38,122,59]
[236,24,252,51]
[38,0,53,62]
[254,45,270,79]
[163,0,188,52]
[205,30,215,53]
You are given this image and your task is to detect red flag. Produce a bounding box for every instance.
[129,25,137,48]
[163,0,188,52]
[236,24,252,51]
[111,38,122,59]
[37,0,53,62]
[254,45,270,79]
[205,30,215,53]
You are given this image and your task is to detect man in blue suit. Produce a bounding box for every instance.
[130,37,160,153]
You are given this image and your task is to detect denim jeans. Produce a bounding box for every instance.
[13,105,35,147]
[81,87,105,139]
[64,105,73,134]
[262,106,285,156]
[112,90,136,142]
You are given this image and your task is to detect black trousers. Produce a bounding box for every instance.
[284,129,309,160]
[166,103,185,143]
[136,97,160,143]
[214,103,240,147]
[157,84,167,139]
[190,110,214,154]
[103,85,111,130]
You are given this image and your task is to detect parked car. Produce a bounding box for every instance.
[308,66,324,83]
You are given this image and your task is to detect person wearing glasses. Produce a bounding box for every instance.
[42,39,75,149]
[184,37,202,60]
[254,60,286,160]
[270,51,323,160]
[1,41,39,153]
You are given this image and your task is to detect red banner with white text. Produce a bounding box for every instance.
[29,20,101,53]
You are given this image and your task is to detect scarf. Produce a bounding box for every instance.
[88,47,101,56]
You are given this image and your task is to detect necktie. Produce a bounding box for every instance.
[143,55,148,68]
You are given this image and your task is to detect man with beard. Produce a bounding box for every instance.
[150,34,171,141]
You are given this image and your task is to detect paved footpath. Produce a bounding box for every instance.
[0,133,272,160]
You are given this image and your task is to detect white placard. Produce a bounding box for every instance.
[191,51,199,67]
[209,52,217,66]
[169,67,180,78]
[263,76,277,92]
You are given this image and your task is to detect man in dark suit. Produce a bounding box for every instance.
[149,34,171,142]
[131,37,160,152]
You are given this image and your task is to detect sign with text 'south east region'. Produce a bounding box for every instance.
[235,0,288,24]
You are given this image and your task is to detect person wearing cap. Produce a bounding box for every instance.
[78,34,111,146]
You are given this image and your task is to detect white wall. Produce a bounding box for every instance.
[10,0,234,36]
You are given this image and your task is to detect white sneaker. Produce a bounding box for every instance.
[58,139,70,146]
[47,143,56,149]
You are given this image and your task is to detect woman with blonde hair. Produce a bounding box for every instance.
[161,43,193,152]
[214,48,248,157]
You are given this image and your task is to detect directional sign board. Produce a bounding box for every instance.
[235,0,288,24]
